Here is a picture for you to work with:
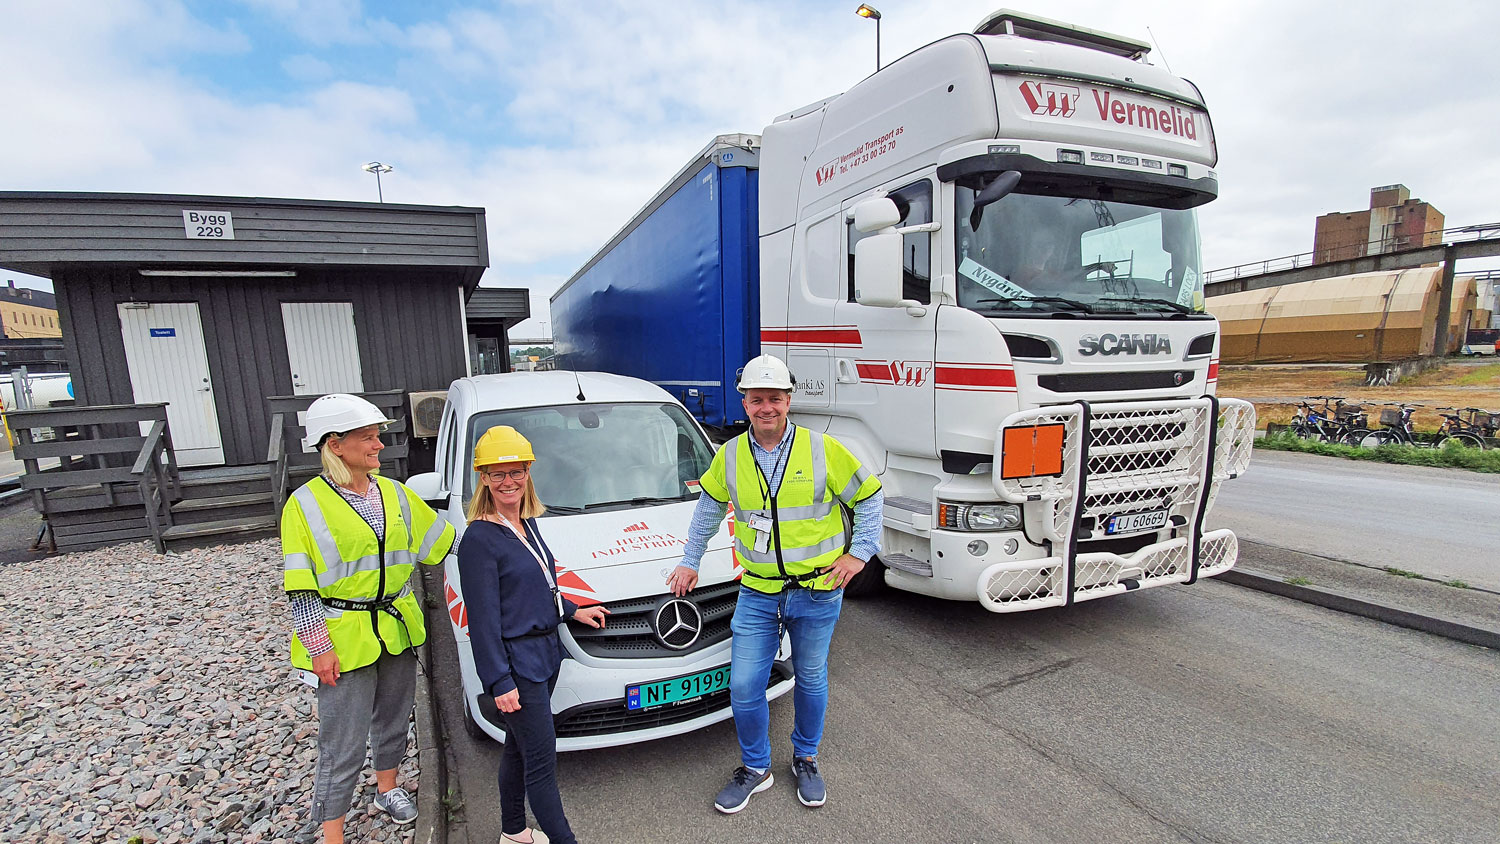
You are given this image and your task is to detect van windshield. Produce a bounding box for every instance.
[955,187,1207,316]
[465,402,715,515]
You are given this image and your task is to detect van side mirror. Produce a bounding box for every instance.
[405,471,447,505]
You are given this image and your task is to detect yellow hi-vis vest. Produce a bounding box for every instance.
[698,425,881,594]
[281,475,456,673]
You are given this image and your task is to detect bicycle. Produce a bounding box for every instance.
[1434,407,1490,450]
[1362,403,1486,449]
[1290,396,1370,445]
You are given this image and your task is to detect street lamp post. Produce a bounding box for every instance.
[856,4,881,71]
[361,161,394,202]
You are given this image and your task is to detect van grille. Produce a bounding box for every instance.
[566,579,740,659]
[552,663,792,739]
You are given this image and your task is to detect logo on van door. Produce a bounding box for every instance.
[1019,81,1080,118]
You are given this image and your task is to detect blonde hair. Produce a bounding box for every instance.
[465,463,545,523]
[319,431,381,487]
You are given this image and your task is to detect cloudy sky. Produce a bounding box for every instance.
[3,0,1496,336]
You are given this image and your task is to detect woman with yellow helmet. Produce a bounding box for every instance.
[456,425,610,844]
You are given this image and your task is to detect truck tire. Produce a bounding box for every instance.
[842,555,886,598]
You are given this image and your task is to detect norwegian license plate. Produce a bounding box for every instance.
[626,665,731,711]
[1105,509,1170,536]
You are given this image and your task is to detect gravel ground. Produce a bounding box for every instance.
[0,538,420,844]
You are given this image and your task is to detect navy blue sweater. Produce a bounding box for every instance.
[456,518,579,697]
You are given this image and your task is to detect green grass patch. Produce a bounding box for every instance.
[1284,576,1313,586]
[1254,432,1500,473]
[1383,566,1423,579]
[1446,579,1470,589]
[1454,363,1500,386]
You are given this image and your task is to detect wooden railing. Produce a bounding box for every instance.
[7,403,182,553]
[266,390,411,518]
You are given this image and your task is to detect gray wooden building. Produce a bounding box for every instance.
[0,190,503,469]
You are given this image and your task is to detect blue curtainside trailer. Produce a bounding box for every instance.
[551,135,761,428]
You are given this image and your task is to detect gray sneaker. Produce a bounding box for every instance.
[791,757,826,807]
[713,766,774,814]
[374,786,417,824]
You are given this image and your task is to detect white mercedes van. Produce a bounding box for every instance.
[406,371,793,750]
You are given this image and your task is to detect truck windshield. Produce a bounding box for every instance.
[465,402,714,515]
[955,185,1206,316]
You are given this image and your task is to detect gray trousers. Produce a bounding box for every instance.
[313,648,416,823]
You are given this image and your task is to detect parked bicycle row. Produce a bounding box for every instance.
[1287,397,1495,449]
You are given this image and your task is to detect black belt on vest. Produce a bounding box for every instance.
[743,568,826,589]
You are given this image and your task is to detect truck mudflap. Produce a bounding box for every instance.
[977,397,1255,613]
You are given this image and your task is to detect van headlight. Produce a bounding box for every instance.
[938,501,1022,532]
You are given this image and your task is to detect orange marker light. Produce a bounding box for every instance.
[1000,424,1066,480]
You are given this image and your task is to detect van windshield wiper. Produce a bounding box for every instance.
[1097,296,1196,314]
[544,504,585,514]
[582,496,687,511]
[976,296,1094,313]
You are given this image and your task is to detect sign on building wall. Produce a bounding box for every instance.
[182,210,235,240]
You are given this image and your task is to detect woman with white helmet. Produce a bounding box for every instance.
[457,425,610,844]
[281,393,456,843]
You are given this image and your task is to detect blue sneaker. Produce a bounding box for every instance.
[791,757,826,807]
[373,786,417,824]
[714,766,774,814]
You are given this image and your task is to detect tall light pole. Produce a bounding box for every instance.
[362,161,393,202]
[856,4,881,71]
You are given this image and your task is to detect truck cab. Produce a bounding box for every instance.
[407,371,793,749]
[759,10,1255,611]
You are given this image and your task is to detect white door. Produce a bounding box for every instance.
[118,302,225,467]
[282,302,364,395]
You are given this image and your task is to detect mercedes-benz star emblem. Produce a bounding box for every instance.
[652,598,703,651]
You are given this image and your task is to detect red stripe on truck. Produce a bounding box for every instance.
[761,327,863,346]
[935,365,1017,390]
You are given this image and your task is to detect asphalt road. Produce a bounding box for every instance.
[1213,449,1500,591]
[425,564,1500,844]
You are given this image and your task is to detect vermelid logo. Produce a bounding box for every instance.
[1019,80,1080,117]
[814,160,837,185]
[1078,334,1173,356]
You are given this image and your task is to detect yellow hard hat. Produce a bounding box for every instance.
[472,425,535,469]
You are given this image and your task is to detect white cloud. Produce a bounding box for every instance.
[3,0,1498,306]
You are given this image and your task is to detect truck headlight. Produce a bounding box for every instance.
[938,501,1022,532]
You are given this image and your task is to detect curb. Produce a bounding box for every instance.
[1217,568,1500,650]
[412,570,447,844]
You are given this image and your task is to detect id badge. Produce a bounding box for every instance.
[753,530,770,553]
[747,514,773,533]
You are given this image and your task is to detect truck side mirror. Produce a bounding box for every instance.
[852,197,901,233]
[854,232,907,307]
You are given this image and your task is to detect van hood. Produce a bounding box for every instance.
[539,500,738,606]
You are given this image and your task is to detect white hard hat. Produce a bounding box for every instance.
[303,393,394,451]
[736,354,796,392]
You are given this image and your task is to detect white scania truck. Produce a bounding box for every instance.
[552,9,1255,613]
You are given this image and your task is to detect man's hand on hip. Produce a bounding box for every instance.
[822,553,865,589]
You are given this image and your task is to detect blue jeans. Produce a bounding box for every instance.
[728,584,844,769]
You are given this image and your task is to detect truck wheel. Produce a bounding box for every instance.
[843,556,886,598]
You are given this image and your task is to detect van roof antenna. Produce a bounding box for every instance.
[573,369,587,402]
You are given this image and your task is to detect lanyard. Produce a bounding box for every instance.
[492,515,564,617]
[753,424,795,502]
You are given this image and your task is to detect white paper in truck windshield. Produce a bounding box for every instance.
[1177,267,1198,308]
[959,257,1033,300]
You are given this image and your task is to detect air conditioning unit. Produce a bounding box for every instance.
[408,390,448,438]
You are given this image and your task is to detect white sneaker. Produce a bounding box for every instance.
[501,830,551,844]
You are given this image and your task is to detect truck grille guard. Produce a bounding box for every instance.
[978,397,1255,612]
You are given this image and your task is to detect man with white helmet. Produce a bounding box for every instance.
[282,393,456,842]
[667,354,883,814]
